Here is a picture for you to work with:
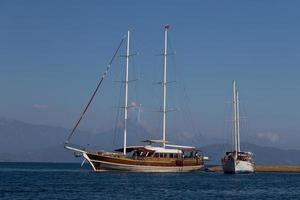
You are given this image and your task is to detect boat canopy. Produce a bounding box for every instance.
[142,139,169,144]
[225,151,253,155]
[114,146,155,153]
[115,145,182,154]
[144,146,182,154]
[165,144,197,150]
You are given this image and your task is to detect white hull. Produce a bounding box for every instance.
[222,159,254,174]
[84,154,203,172]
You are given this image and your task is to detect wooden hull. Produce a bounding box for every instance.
[84,152,204,172]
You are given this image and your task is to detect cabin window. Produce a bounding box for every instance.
[154,153,159,157]
[159,153,166,158]
[147,152,153,157]
[169,154,174,158]
[133,151,137,157]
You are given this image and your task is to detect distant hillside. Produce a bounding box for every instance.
[0,118,300,164]
[201,143,300,165]
[0,118,157,162]
[0,118,78,162]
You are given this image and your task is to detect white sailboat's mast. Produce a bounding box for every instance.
[162,25,169,148]
[123,30,130,155]
[236,90,241,152]
[233,80,238,158]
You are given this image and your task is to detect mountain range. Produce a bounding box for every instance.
[0,118,299,165]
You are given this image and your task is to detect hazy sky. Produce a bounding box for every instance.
[0,1,299,148]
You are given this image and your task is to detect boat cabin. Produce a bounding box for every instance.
[115,145,202,160]
[223,151,253,162]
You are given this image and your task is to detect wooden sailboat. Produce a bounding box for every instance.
[65,25,204,172]
[221,80,255,174]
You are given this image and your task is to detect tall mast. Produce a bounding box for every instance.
[162,25,169,148]
[233,80,238,158]
[236,90,241,152]
[123,30,130,155]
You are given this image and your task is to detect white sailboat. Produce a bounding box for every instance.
[64,25,204,172]
[221,80,255,174]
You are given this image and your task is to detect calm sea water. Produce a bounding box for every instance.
[0,162,299,200]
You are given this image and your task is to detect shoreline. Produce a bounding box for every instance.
[207,165,300,173]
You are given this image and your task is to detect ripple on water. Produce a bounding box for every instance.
[0,163,299,200]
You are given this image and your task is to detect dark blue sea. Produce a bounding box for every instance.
[1,162,300,200]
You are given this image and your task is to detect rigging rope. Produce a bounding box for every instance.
[113,81,124,146]
[65,37,126,143]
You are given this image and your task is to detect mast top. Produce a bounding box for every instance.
[164,24,170,29]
